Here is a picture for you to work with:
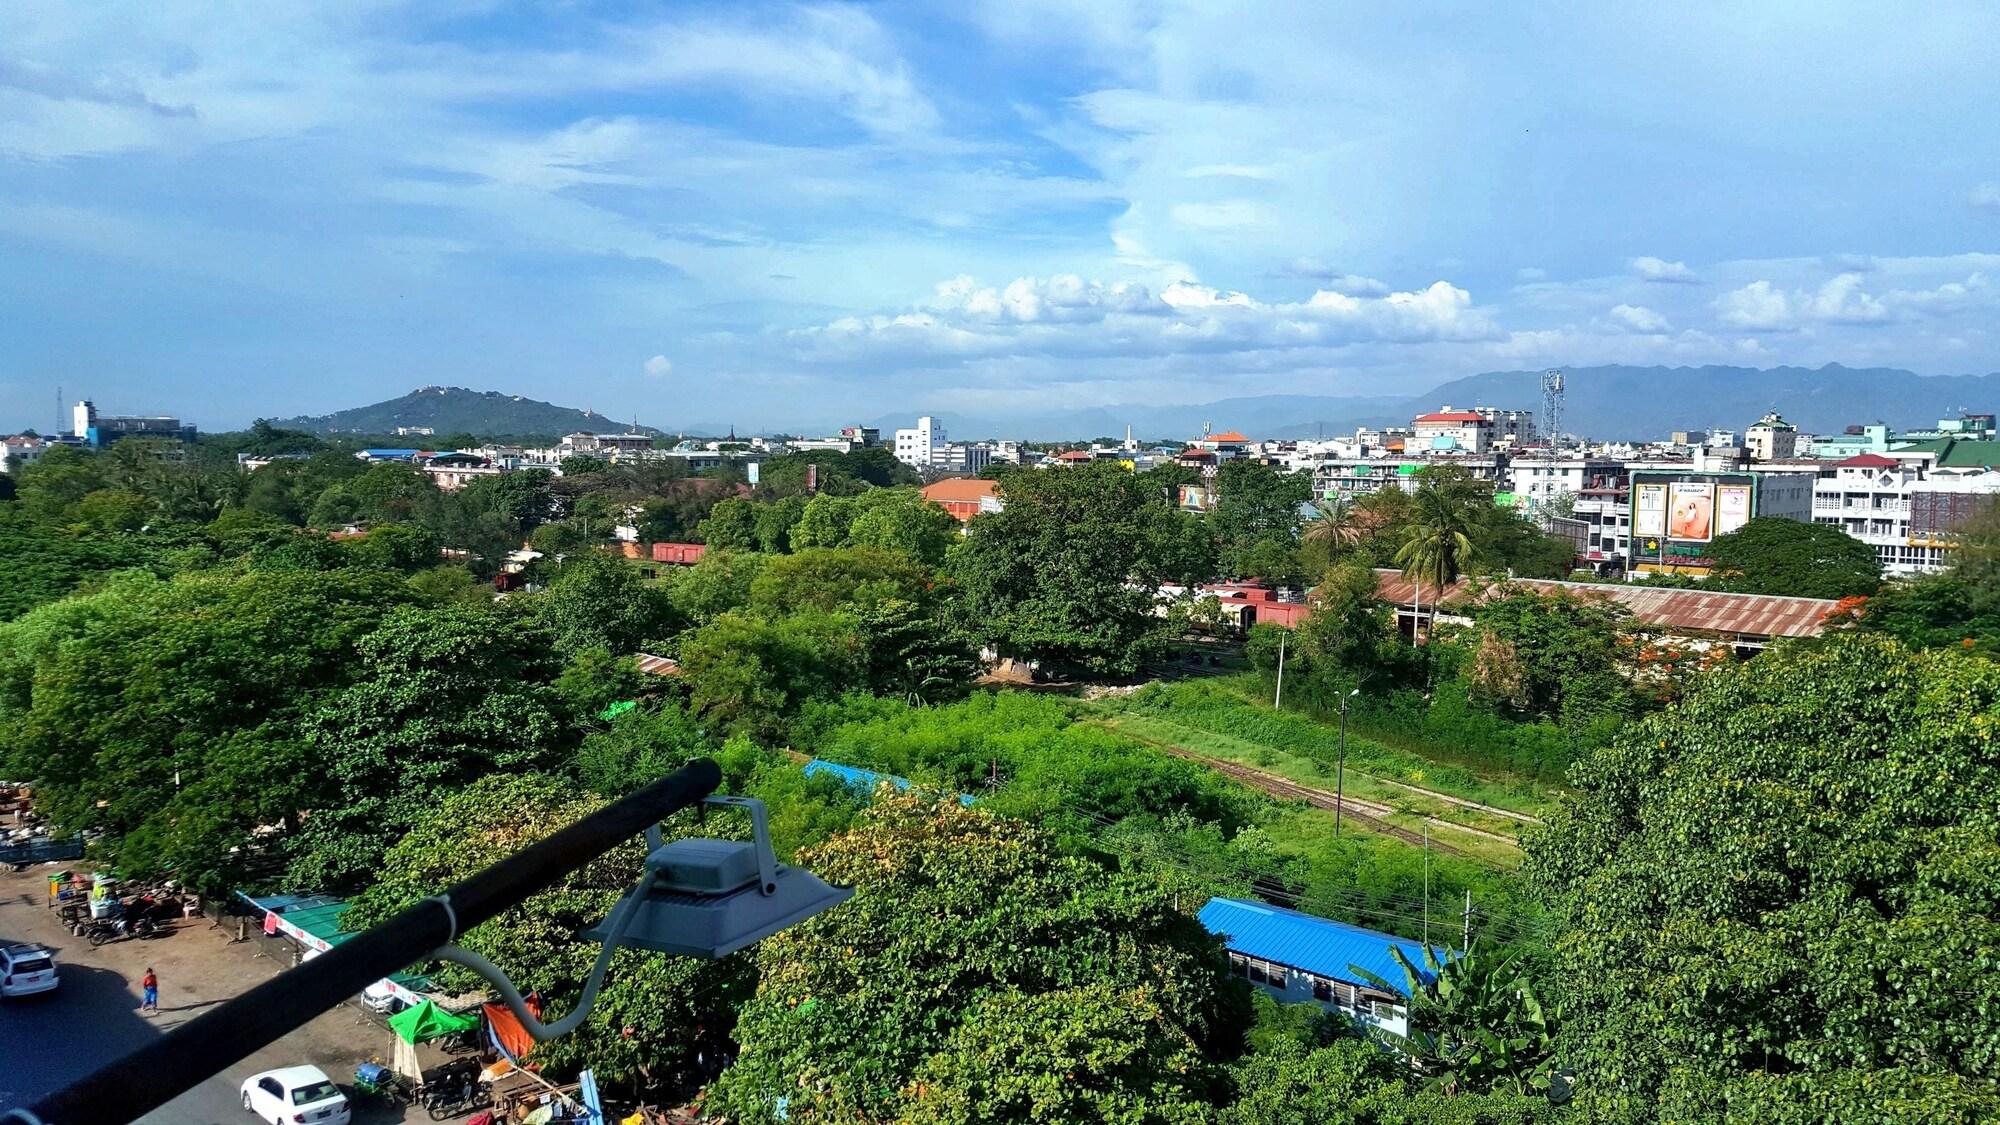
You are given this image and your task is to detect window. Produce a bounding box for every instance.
[1229,953,1248,978]
[259,1079,282,1097]
[292,1082,339,1106]
[1311,977,1333,1002]
[1247,961,1267,984]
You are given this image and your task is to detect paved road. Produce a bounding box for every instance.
[0,872,426,1125]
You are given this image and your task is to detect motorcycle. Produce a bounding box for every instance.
[419,1062,487,1121]
[81,914,156,946]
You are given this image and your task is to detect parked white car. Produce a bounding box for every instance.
[0,942,59,998]
[240,1066,350,1125]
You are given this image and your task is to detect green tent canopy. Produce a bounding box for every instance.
[388,999,480,1045]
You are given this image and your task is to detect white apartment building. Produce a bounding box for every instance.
[2,435,48,475]
[1411,410,1491,453]
[1812,454,2000,575]
[1746,412,1800,461]
[893,416,944,469]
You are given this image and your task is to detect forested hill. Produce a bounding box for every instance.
[273,386,658,436]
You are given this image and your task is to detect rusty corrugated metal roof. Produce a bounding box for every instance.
[1370,569,1837,639]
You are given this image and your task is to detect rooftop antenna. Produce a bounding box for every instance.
[1541,369,1565,446]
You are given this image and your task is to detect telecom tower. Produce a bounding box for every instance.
[1541,369,1565,447]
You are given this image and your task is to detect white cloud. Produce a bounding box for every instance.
[1605,303,1669,333]
[1801,272,1890,324]
[794,273,1501,367]
[1169,200,1273,230]
[1714,281,1795,330]
[644,355,674,377]
[1516,267,1548,282]
[1972,183,2000,212]
[1631,256,1700,284]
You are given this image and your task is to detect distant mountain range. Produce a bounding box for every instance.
[273,386,661,437]
[871,364,2000,442]
[277,364,2000,444]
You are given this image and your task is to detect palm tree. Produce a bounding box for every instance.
[1394,468,1486,645]
[1301,495,1364,553]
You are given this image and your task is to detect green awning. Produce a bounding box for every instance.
[599,700,638,721]
[388,999,480,1044]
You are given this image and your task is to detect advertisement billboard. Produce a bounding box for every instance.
[1634,482,1668,537]
[1715,484,1752,536]
[1668,483,1715,542]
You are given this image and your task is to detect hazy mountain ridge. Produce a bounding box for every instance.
[273,386,662,437]
[282,365,2000,444]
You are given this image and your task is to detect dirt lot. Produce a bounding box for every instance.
[0,863,471,1124]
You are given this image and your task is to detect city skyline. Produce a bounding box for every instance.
[4,2,1999,431]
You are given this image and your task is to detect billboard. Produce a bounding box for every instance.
[1634,482,1668,537]
[1667,483,1714,542]
[1715,484,1752,536]
[1178,485,1213,512]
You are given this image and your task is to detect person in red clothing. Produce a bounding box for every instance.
[140,968,159,1013]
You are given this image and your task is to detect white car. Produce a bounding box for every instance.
[240,1066,351,1125]
[0,942,58,998]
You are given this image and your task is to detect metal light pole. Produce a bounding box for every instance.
[1334,687,1357,836]
[1273,630,1287,709]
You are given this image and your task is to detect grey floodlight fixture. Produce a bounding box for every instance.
[432,795,851,1044]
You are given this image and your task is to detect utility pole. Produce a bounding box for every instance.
[1335,688,1356,837]
[1462,889,1472,952]
[1422,821,1431,948]
[1273,630,1287,709]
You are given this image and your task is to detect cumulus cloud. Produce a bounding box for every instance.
[794,273,1502,366]
[644,355,673,377]
[1714,272,1893,331]
[1274,259,1390,295]
[1631,256,1700,284]
[1604,304,1669,333]
[1714,281,1796,330]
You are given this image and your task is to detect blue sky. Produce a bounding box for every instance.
[3,1,1998,432]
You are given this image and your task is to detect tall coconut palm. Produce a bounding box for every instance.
[1302,495,1364,553]
[1394,468,1486,644]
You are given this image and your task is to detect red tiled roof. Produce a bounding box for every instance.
[1178,448,1217,460]
[921,477,999,503]
[1205,430,1251,443]
[1370,569,1838,639]
[1836,453,1900,468]
[1057,450,1095,461]
[1414,411,1485,424]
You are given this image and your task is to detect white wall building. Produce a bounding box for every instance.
[893,416,945,469]
[1746,412,1800,461]
[1812,454,2000,575]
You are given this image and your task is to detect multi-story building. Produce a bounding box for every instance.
[1310,455,1508,500]
[1191,430,1252,460]
[1474,406,1539,448]
[1811,453,2000,574]
[1745,412,1800,461]
[2,435,48,475]
[70,400,196,448]
[1411,409,1491,453]
[893,416,945,469]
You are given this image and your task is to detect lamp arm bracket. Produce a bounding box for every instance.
[429,868,659,1044]
[699,795,780,895]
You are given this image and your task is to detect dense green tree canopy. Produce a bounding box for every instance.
[1526,634,2000,1122]
[709,797,1250,1124]
[0,569,406,888]
[950,464,1209,677]
[1706,516,1880,599]
[288,605,568,889]
[534,551,678,659]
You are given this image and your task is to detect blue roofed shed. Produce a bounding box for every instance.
[1199,897,1450,1035]
[803,759,976,807]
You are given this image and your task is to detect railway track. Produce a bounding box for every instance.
[1095,724,1489,858]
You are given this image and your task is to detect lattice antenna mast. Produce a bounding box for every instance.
[1541,369,1565,446]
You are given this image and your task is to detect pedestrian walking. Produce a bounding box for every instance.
[141,968,158,1013]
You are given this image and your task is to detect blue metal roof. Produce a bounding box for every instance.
[1198,897,1447,995]
[803,759,976,806]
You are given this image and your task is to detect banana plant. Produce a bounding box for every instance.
[1349,939,1557,1097]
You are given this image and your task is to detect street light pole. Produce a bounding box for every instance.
[1335,688,1357,836]
[1273,630,1287,710]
